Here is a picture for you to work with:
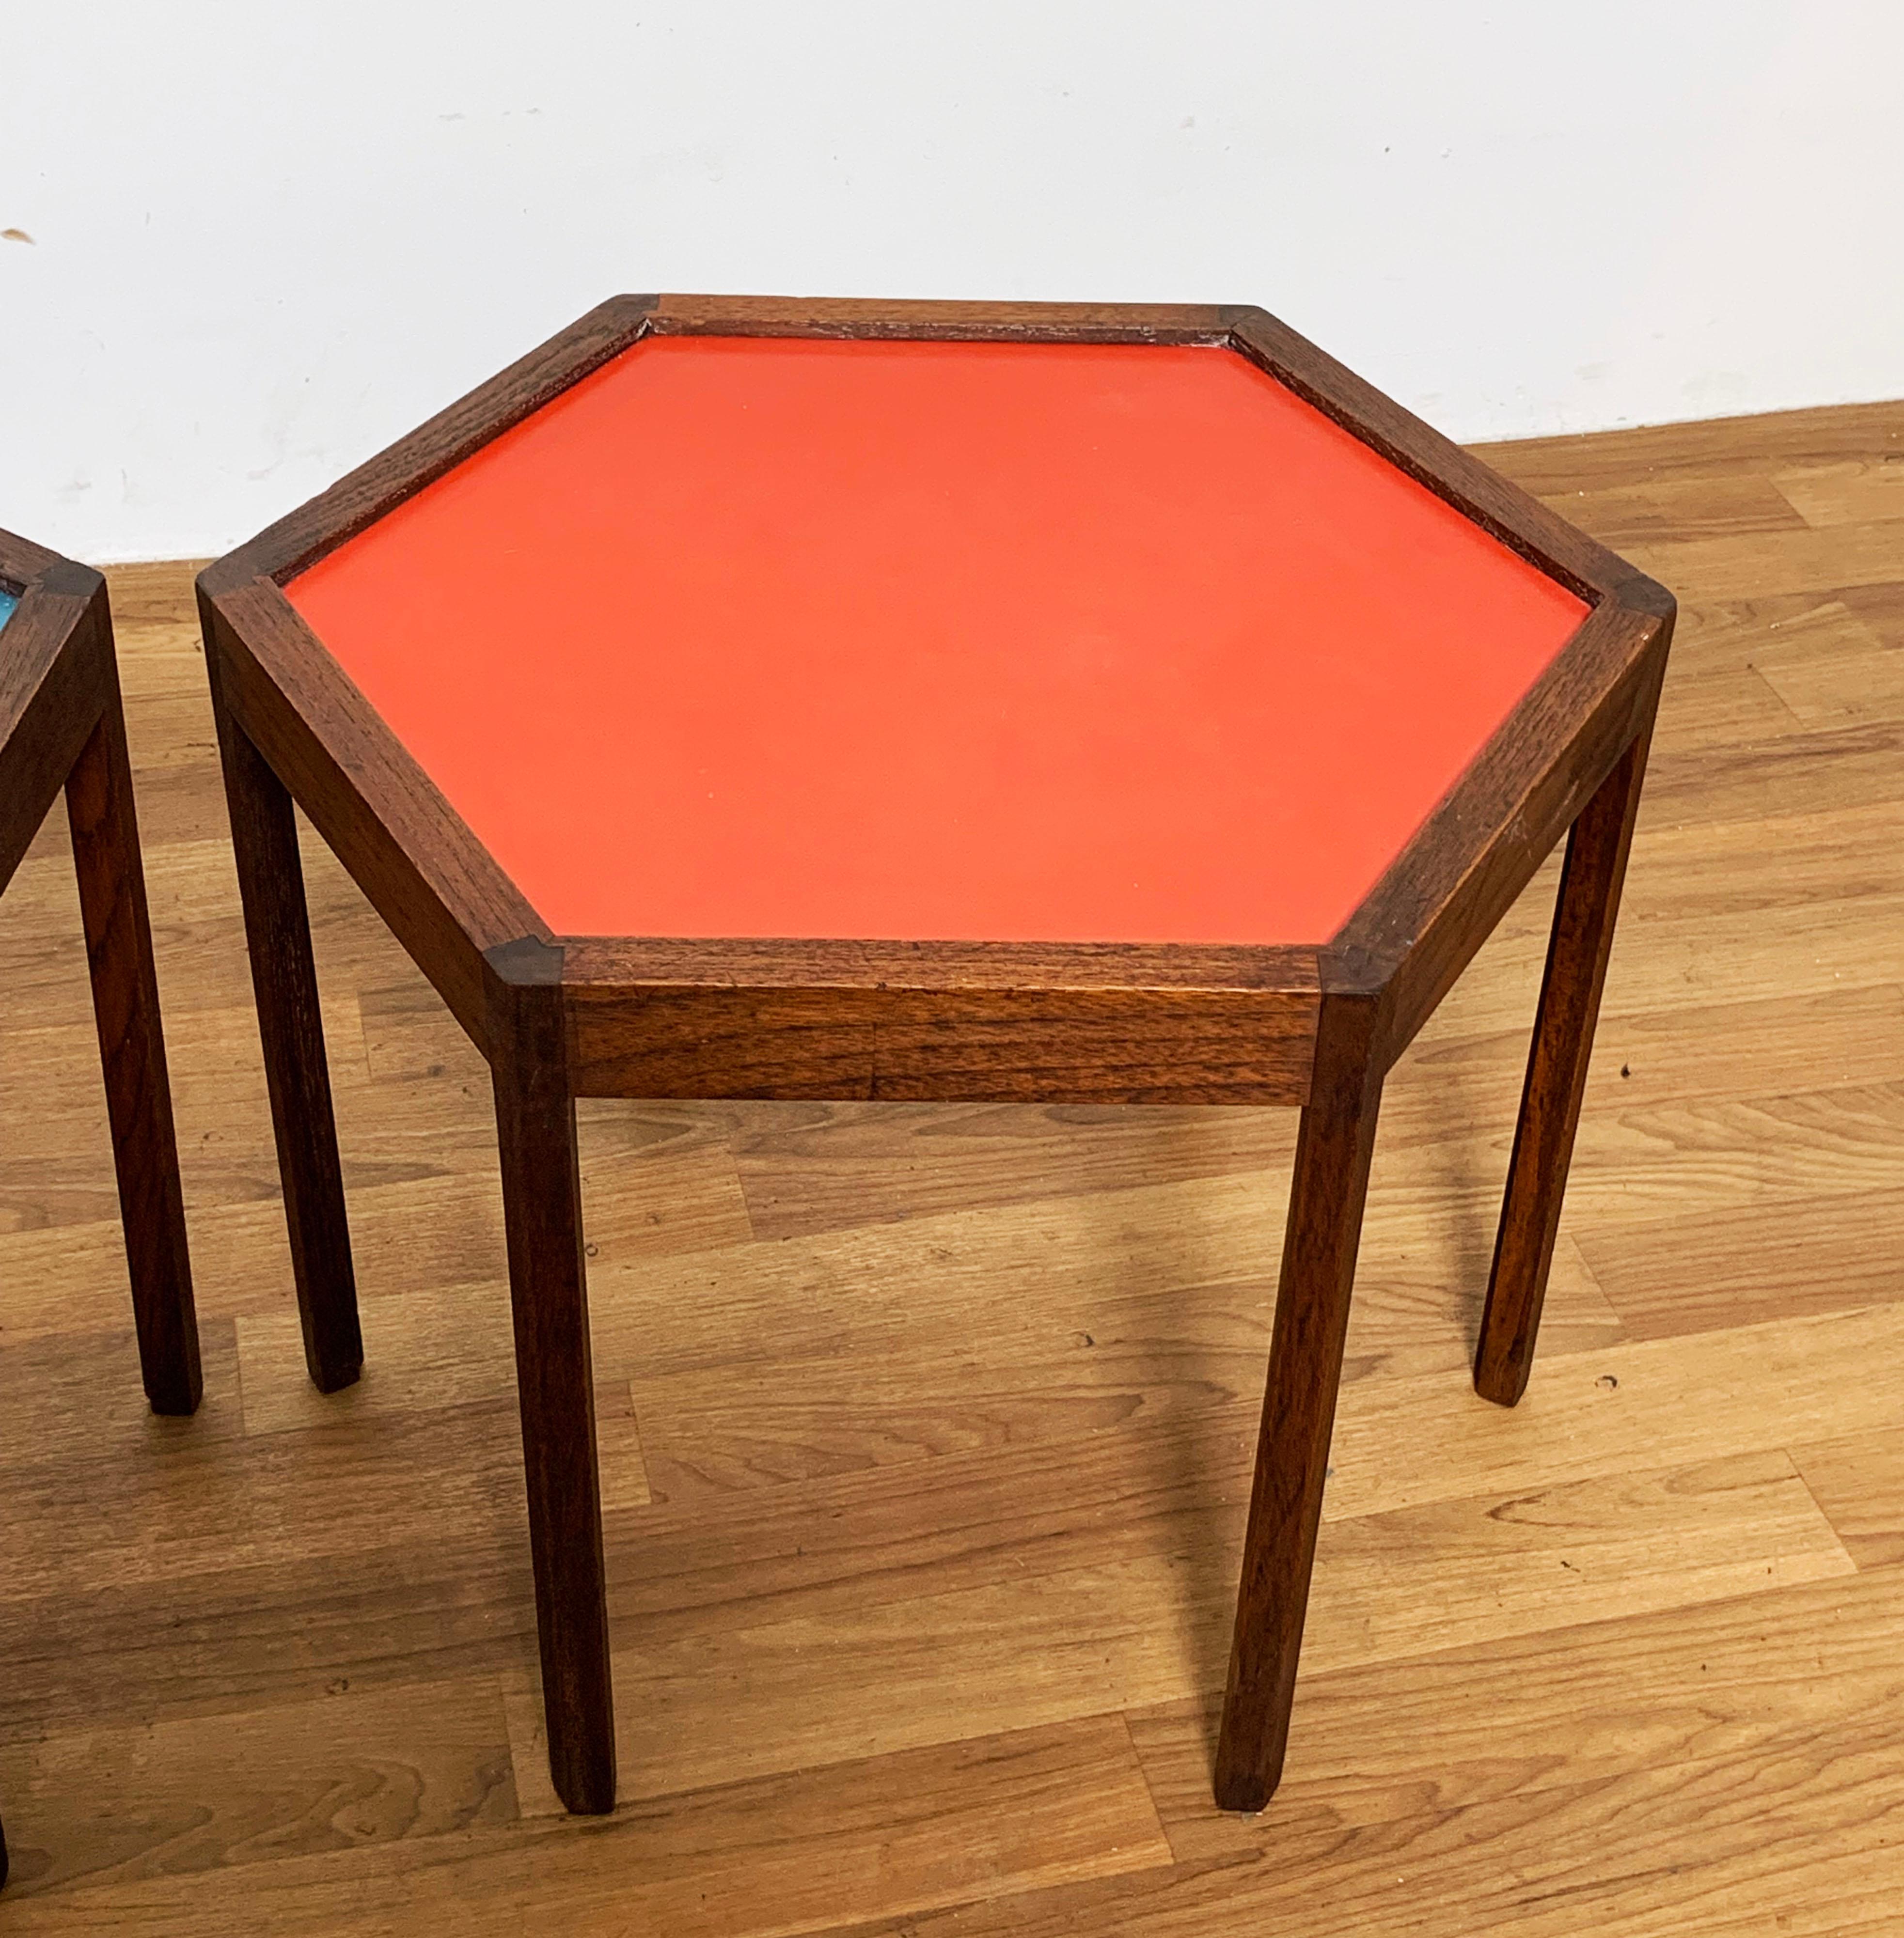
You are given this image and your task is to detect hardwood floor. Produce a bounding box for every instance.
[1,396,1900,1933]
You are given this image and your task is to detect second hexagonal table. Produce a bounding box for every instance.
[198,296,1674,1818]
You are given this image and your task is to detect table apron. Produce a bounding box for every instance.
[562,983,1321,1106]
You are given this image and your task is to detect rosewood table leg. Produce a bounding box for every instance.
[64,669,202,1417]
[1474,724,1653,1407]
[488,939,616,1815]
[1214,991,1383,1812]
[208,671,362,1392]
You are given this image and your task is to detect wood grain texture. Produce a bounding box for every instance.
[1622,517,1904,603]
[1214,989,1381,1810]
[1748,595,1904,726]
[907,1566,1901,1938]
[496,1442,1848,1809]
[207,658,362,1394]
[1468,396,1901,493]
[1542,473,1809,547]
[1773,454,1904,529]
[561,937,1319,1104]
[1326,1303,1904,1525]
[1790,1429,1904,1572]
[486,936,615,1814]
[3,395,1897,1924]
[564,970,1321,1106]
[0,1716,1170,1936]
[1475,720,1653,1404]
[1133,1562,1904,1860]
[648,292,1234,344]
[0,1674,516,1898]
[63,668,201,1415]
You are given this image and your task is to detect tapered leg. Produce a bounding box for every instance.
[64,675,202,1416]
[208,672,361,1392]
[489,938,616,1815]
[1215,992,1383,1813]
[1474,726,1652,1407]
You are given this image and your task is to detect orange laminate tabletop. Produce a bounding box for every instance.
[285,335,1589,946]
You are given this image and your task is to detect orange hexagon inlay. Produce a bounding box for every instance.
[287,335,1587,944]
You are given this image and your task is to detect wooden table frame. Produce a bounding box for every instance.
[1,528,201,1419]
[196,296,1674,1818]
[2,526,204,1889]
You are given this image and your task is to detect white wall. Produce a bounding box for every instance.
[3,1,1899,563]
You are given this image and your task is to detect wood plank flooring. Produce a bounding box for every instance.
[1,395,1901,1933]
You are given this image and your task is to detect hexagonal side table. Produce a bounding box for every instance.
[2,528,204,1888]
[0,528,201,1419]
[196,297,1674,1819]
